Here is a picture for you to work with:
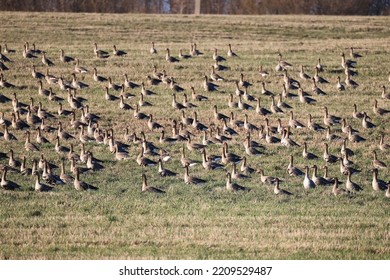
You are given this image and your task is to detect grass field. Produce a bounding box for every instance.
[0,12,389,260]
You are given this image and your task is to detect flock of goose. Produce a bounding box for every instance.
[0,39,389,198]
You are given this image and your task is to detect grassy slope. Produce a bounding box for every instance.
[0,13,389,259]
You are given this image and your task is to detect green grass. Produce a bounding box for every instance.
[0,12,389,259]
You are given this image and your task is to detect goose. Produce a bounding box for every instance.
[210,66,225,82]
[54,136,70,155]
[242,87,255,102]
[227,43,238,57]
[281,84,298,99]
[37,102,55,119]
[112,45,126,56]
[1,167,21,190]
[60,159,74,184]
[321,166,335,184]
[147,114,163,131]
[281,128,300,147]
[138,93,152,107]
[213,105,229,122]
[0,73,16,88]
[214,126,231,143]
[74,58,88,73]
[372,150,387,169]
[341,52,356,69]
[339,158,360,175]
[67,89,83,110]
[243,114,258,132]
[190,86,208,101]
[8,149,20,169]
[238,95,254,111]
[260,82,273,96]
[180,144,198,167]
[59,49,74,63]
[323,143,338,164]
[140,82,156,96]
[362,112,376,129]
[313,68,328,84]
[226,93,238,108]
[350,47,362,59]
[345,172,363,192]
[240,156,255,174]
[42,160,64,185]
[133,104,148,120]
[48,88,63,102]
[336,76,345,91]
[166,48,179,63]
[381,85,390,100]
[24,131,39,152]
[177,49,190,60]
[184,165,206,185]
[93,42,109,58]
[332,178,348,196]
[311,78,327,95]
[186,136,206,152]
[22,44,37,59]
[307,114,325,132]
[238,73,252,88]
[213,60,228,71]
[346,126,365,143]
[269,96,283,114]
[323,106,341,126]
[234,80,244,96]
[259,65,270,78]
[265,127,280,144]
[257,168,278,185]
[34,173,54,192]
[221,143,242,165]
[74,168,98,191]
[172,93,186,110]
[340,138,354,158]
[159,130,177,144]
[3,44,15,54]
[212,48,225,62]
[345,72,359,88]
[158,159,177,177]
[146,74,161,86]
[341,119,358,135]
[0,111,11,127]
[379,134,389,151]
[341,151,354,167]
[57,121,75,141]
[119,95,132,111]
[201,149,224,171]
[137,147,157,167]
[170,78,185,93]
[373,99,390,116]
[276,93,292,110]
[311,165,332,186]
[203,75,218,92]
[11,112,29,130]
[244,135,262,156]
[275,53,292,71]
[302,142,318,160]
[3,126,17,141]
[229,112,244,128]
[92,67,107,82]
[226,172,249,192]
[255,98,272,116]
[32,65,45,79]
[274,178,293,196]
[299,65,311,80]
[150,42,157,54]
[287,155,304,177]
[325,126,342,142]
[0,46,10,62]
[190,43,203,56]
[107,77,122,91]
[372,168,387,191]
[86,152,104,171]
[41,52,54,67]
[141,173,165,193]
[20,156,34,176]
[288,111,305,129]
[298,87,316,104]
[69,110,86,129]
[123,74,139,89]
[303,166,316,190]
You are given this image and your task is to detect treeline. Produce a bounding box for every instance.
[0,0,389,15]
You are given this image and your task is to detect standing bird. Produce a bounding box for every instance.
[142,174,165,193]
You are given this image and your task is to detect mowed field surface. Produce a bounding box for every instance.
[0,13,389,259]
